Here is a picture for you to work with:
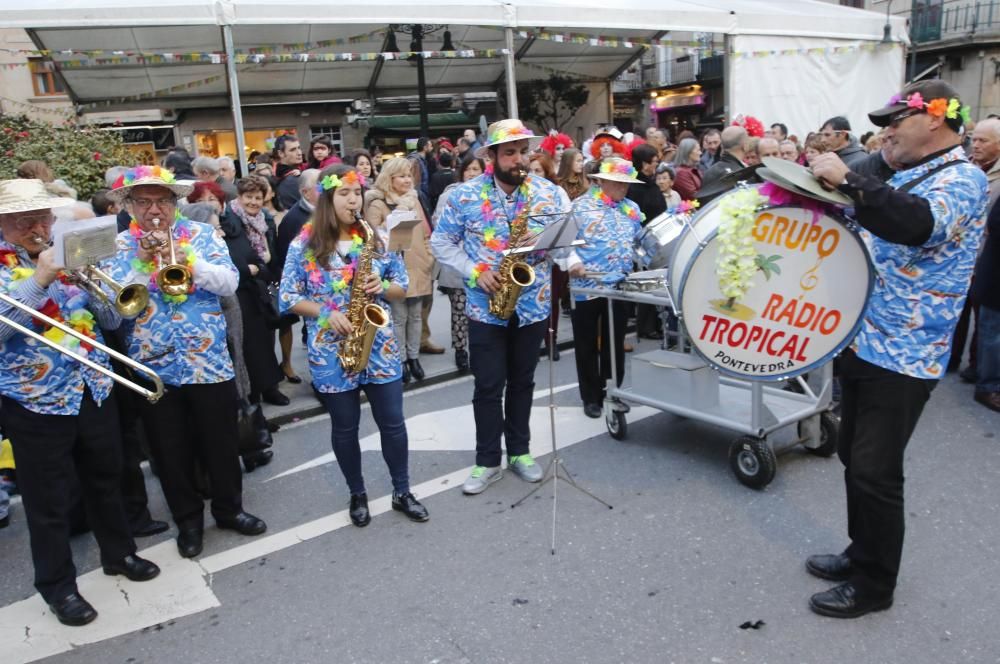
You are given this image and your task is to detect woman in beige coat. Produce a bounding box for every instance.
[364,157,435,383]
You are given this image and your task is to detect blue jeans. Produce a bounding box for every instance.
[976,305,1000,393]
[468,316,547,468]
[318,380,409,496]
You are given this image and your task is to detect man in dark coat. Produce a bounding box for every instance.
[700,126,748,192]
[273,135,304,212]
[972,201,1000,412]
[820,116,868,171]
[627,143,667,340]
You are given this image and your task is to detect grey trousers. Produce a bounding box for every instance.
[390,297,423,360]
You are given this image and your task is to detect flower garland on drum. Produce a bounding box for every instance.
[0,247,97,353]
[715,187,766,309]
[128,213,196,304]
[468,163,532,288]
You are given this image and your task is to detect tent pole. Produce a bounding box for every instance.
[222,24,249,178]
[723,34,733,124]
[607,81,614,124]
[504,27,519,118]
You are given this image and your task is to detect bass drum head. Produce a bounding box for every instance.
[668,195,726,305]
[674,191,873,381]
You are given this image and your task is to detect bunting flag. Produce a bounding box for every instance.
[730,41,900,59]
[0,95,76,119]
[79,74,225,109]
[508,28,717,50]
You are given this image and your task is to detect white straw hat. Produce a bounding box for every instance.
[590,158,642,184]
[0,178,76,215]
[475,119,542,158]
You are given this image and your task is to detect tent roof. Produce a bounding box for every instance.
[0,1,908,111]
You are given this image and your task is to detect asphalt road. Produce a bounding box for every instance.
[1,346,998,664]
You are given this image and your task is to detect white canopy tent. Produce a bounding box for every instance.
[1,0,908,174]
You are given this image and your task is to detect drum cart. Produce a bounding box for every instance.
[572,284,839,489]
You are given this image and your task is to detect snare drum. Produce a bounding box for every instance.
[635,212,687,269]
[669,185,873,380]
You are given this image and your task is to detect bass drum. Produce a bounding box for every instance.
[635,211,687,269]
[668,185,873,381]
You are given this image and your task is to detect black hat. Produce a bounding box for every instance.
[868,80,963,128]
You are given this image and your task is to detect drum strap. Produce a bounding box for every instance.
[894,160,962,194]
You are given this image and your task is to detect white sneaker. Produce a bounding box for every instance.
[462,465,502,495]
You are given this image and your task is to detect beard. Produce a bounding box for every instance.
[494,162,527,187]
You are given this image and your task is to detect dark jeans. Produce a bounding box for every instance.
[1,392,135,603]
[976,305,1000,393]
[570,297,628,406]
[949,285,978,371]
[837,349,937,599]
[318,380,409,496]
[140,380,243,529]
[468,315,547,467]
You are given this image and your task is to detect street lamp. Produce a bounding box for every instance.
[391,24,453,138]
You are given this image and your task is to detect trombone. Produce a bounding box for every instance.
[0,290,164,403]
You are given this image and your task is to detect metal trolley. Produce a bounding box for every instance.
[572,283,839,489]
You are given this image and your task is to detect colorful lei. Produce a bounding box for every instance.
[299,222,366,327]
[128,218,196,304]
[317,170,365,194]
[589,186,644,223]
[671,199,700,215]
[467,171,533,288]
[890,92,972,124]
[3,248,97,354]
[112,165,176,191]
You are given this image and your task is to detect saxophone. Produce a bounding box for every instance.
[488,202,536,320]
[337,213,390,374]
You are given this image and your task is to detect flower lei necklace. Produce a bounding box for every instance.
[299,222,387,329]
[0,246,97,353]
[589,186,644,223]
[128,213,197,304]
[468,164,532,287]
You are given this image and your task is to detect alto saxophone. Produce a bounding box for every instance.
[337,213,390,374]
[488,202,536,321]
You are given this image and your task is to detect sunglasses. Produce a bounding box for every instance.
[889,109,924,128]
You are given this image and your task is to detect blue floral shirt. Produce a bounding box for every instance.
[430,174,566,327]
[853,146,988,378]
[566,188,643,301]
[279,233,408,393]
[0,239,119,415]
[105,218,237,386]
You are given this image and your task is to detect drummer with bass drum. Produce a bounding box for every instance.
[564,158,645,418]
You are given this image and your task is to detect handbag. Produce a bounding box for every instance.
[255,277,283,329]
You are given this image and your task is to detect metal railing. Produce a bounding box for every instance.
[912,0,1000,43]
[644,54,724,88]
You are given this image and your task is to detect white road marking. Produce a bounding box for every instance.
[266,382,582,482]
[2,364,656,664]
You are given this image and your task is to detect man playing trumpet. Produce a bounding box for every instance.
[0,178,159,626]
[105,166,266,560]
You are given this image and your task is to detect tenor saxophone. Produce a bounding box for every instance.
[488,203,536,321]
[337,213,390,374]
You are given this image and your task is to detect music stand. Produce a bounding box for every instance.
[508,213,613,555]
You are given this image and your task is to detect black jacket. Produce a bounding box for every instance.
[274,199,312,281]
[626,172,666,225]
[973,201,999,310]
[700,151,746,191]
[835,138,869,172]
[274,163,301,212]
[219,205,278,289]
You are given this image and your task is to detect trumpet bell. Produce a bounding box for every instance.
[115,283,149,319]
[157,264,193,297]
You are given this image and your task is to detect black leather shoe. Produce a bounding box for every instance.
[349,493,371,527]
[455,349,469,373]
[806,553,853,581]
[408,358,426,381]
[131,519,170,538]
[177,528,204,558]
[242,449,274,472]
[49,592,97,626]
[0,513,9,529]
[262,387,290,406]
[809,582,893,619]
[392,492,430,522]
[402,361,411,384]
[584,402,602,419]
[216,511,267,536]
[103,554,160,582]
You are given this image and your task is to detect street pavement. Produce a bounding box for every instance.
[0,324,998,663]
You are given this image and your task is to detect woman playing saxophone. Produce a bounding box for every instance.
[279,164,430,527]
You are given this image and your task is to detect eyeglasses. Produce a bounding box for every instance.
[130,197,176,209]
[13,212,55,231]
[888,109,924,128]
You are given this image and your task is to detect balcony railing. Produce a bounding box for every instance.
[644,54,724,88]
[912,0,1000,44]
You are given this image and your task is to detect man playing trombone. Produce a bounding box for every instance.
[104,166,266,560]
[0,178,160,626]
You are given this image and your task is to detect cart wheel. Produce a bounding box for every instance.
[729,436,776,489]
[802,411,840,457]
[606,410,628,441]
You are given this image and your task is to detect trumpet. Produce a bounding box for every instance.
[0,290,164,402]
[73,266,149,319]
[150,218,193,298]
